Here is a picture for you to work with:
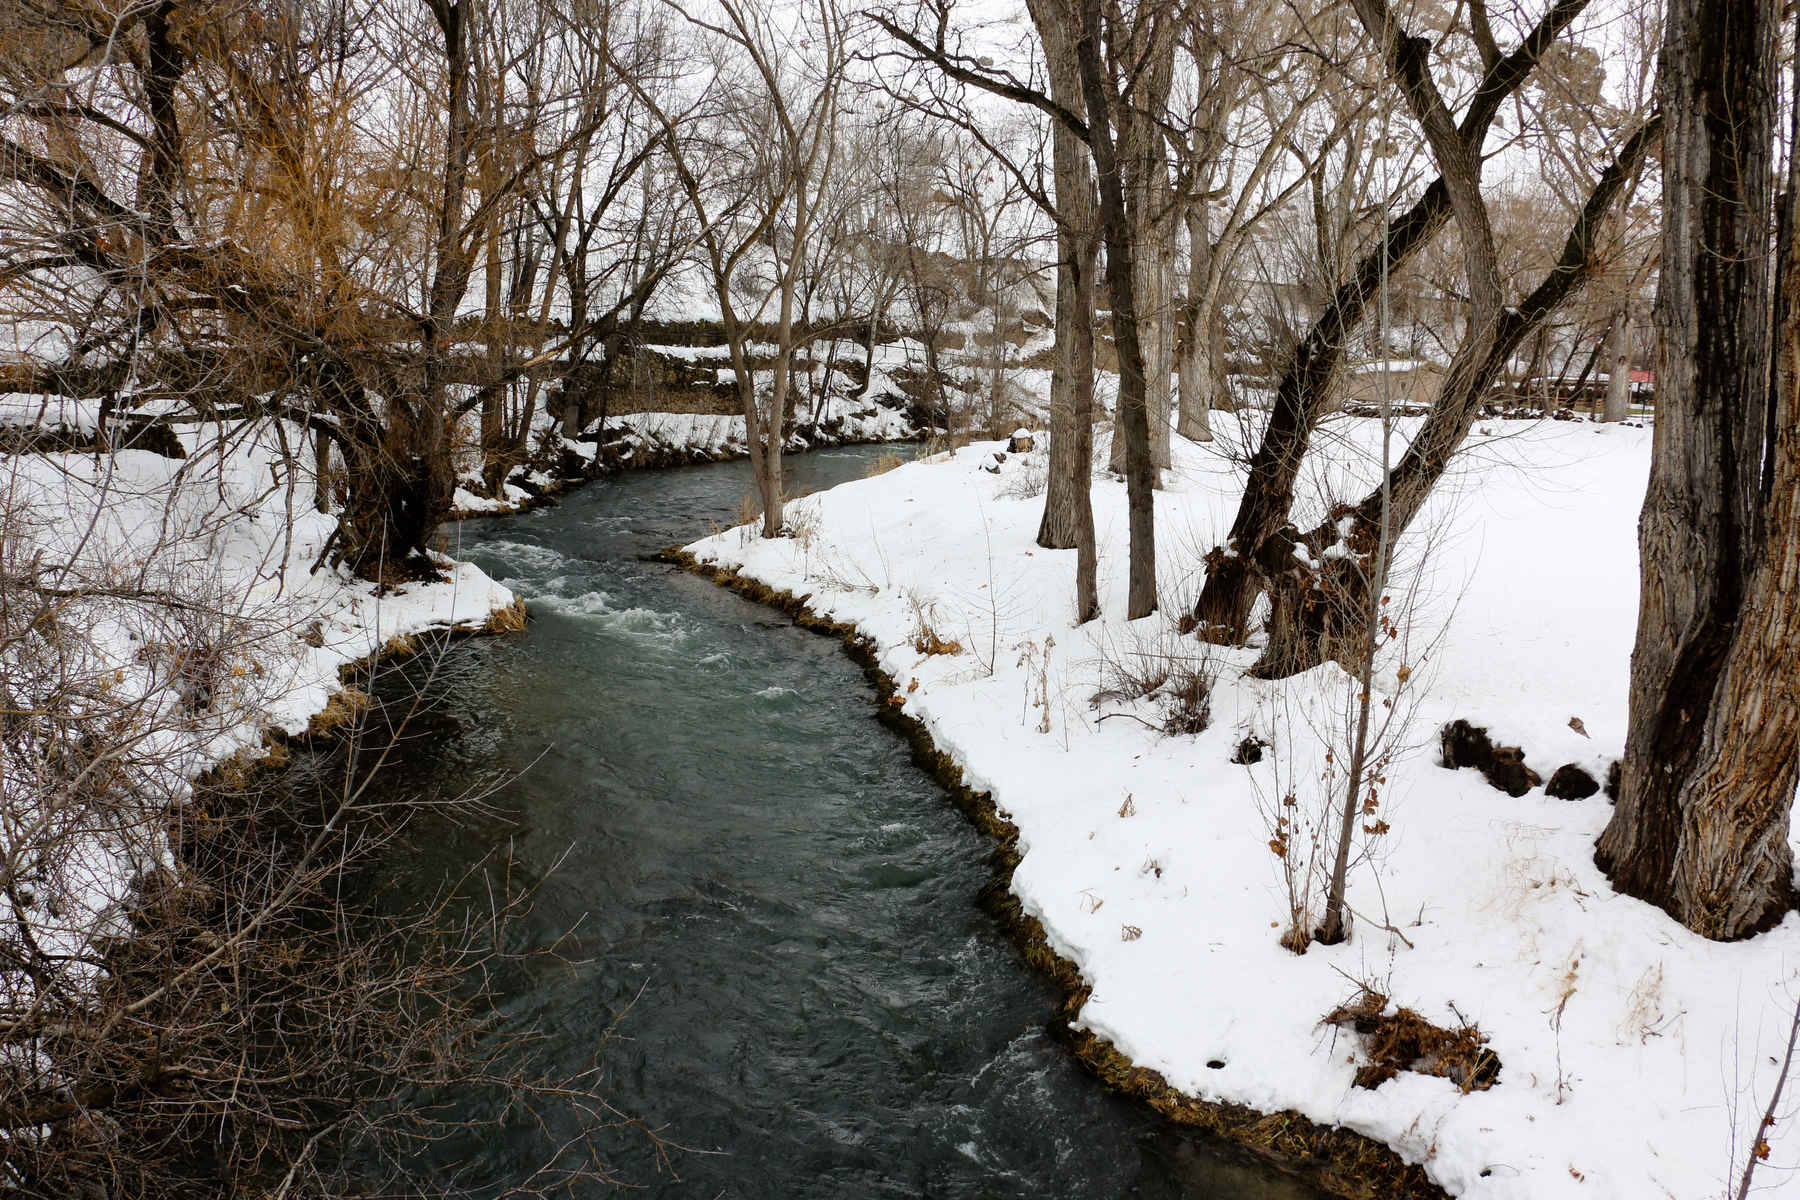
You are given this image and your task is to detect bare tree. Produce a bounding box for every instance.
[1169,1,1331,444]
[643,0,848,538]
[0,0,617,578]
[1103,5,1178,475]
[870,0,1107,620]
[1244,2,1658,678]
[1072,0,1159,618]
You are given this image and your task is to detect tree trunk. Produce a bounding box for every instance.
[1031,0,1098,550]
[1602,311,1631,422]
[1187,0,1592,643]
[1176,205,1217,443]
[1075,0,1155,619]
[313,429,334,512]
[139,1,185,236]
[1107,20,1175,475]
[480,200,506,496]
[1596,0,1791,940]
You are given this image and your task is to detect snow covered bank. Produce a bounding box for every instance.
[2,418,520,998]
[684,416,1800,1200]
[449,367,921,519]
[596,395,917,468]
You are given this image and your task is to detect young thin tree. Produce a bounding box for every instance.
[647,0,847,538]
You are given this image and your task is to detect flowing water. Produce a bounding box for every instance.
[370,446,1319,1199]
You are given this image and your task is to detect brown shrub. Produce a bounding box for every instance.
[1323,987,1501,1092]
[864,451,906,477]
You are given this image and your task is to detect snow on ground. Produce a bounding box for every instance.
[0,391,103,432]
[686,414,1800,1200]
[2,416,517,997]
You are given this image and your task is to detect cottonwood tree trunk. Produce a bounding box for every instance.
[1029,0,1100,622]
[1595,0,1795,941]
[1075,0,1156,619]
[1187,179,1454,639]
[1602,311,1631,422]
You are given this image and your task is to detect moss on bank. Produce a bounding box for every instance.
[664,548,1447,1200]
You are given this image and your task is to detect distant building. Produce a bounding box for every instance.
[1337,359,1447,410]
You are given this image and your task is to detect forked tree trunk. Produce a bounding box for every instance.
[1596,0,1794,941]
[1187,179,1454,639]
[1247,116,1661,679]
[1188,0,1590,643]
[1075,0,1156,619]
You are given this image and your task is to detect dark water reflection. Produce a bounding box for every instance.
[366,446,1321,1199]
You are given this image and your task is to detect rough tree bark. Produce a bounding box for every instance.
[1595,0,1796,941]
[1075,0,1156,619]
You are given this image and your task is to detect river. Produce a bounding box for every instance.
[368,445,1319,1199]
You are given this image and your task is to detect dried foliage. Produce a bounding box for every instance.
[1322,986,1501,1093]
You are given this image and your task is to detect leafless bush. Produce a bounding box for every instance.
[1086,607,1218,739]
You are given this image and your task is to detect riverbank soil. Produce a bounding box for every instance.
[684,415,1800,1200]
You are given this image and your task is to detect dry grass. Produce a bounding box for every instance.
[1322,987,1501,1093]
[305,686,370,737]
[484,596,529,633]
[864,451,907,477]
[907,592,964,657]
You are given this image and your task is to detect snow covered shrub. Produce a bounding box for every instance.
[994,449,1048,500]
